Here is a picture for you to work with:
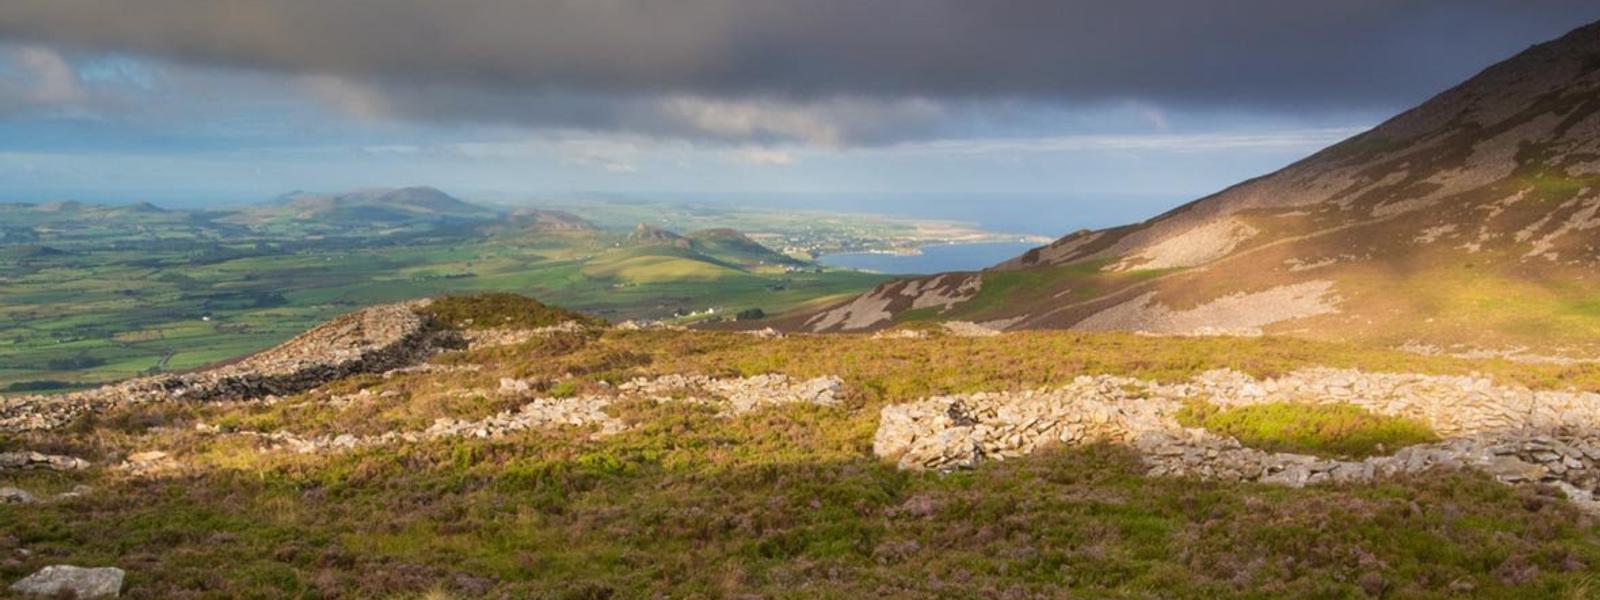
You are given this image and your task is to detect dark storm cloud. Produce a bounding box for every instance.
[1,0,1597,143]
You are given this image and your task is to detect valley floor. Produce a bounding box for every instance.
[5,305,1600,598]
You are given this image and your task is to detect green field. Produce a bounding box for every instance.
[0,199,901,391]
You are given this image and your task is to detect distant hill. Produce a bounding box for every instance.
[581,244,750,284]
[0,200,193,227]
[788,20,1600,352]
[482,209,599,236]
[228,186,496,227]
[684,228,805,268]
[626,224,694,248]
[583,224,803,284]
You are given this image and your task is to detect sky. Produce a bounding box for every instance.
[1,1,1599,222]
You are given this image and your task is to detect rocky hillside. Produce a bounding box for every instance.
[7,293,1600,597]
[791,21,1600,354]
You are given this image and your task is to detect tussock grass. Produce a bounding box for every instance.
[1177,401,1440,458]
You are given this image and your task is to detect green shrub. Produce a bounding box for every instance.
[1176,401,1438,458]
[423,293,603,330]
[547,380,578,398]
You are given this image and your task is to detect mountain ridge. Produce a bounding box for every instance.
[785,20,1600,352]
[226,186,497,227]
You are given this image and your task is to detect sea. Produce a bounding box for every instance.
[700,192,1185,274]
[817,242,1042,274]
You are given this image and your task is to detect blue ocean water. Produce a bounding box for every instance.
[672,192,1182,238]
[817,241,1042,274]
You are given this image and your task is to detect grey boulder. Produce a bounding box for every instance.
[9,565,125,598]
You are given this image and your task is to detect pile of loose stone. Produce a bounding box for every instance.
[873,368,1600,509]
[615,373,843,415]
[0,301,446,433]
[227,374,844,455]
[458,321,595,349]
[871,321,1005,339]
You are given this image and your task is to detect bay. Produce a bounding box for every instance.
[818,241,1041,274]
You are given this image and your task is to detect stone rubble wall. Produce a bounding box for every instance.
[459,321,593,349]
[873,369,1600,509]
[0,451,90,471]
[616,373,843,415]
[0,301,445,432]
[1136,429,1600,502]
[870,321,1005,340]
[215,374,843,455]
[1183,367,1600,437]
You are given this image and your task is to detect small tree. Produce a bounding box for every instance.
[736,308,766,321]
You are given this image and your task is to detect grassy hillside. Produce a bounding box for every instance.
[685,228,805,269]
[579,245,752,284]
[6,311,1600,597]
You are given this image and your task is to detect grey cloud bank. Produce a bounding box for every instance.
[0,0,1594,103]
[2,0,1599,145]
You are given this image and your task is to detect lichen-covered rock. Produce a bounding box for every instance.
[9,565,125,598]
[0,487,36,504]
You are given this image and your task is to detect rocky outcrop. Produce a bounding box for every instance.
[804,274,981,332]
[1073,281,1342,336]
[9,565,125,598]
[873,368,1600,508]
[0,301,448,432]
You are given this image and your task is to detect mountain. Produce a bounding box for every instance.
[507,209,598,233]
[228,186,496,227]
[0,200,193,227]
[479,209,599,236]
[790,21,1600,352]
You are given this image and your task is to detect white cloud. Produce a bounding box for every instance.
[871,126,1371,156]
[657,95,948,147]
[300,74,394,121]
[730,147,794,166]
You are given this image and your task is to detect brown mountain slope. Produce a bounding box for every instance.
[789,21,1600,353]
